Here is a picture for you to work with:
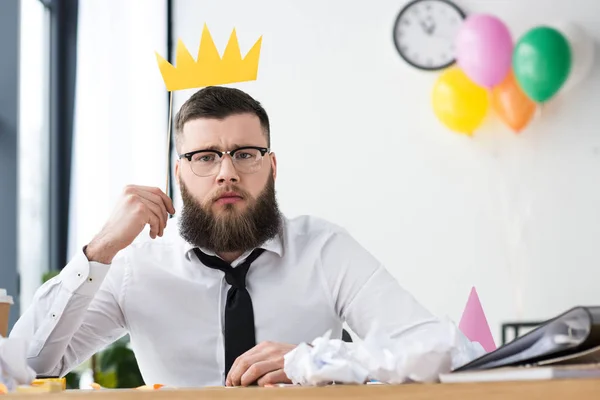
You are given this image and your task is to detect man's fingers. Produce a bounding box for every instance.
[240,360,280,387]
[137,185,175,215]
[227,351,268,387]
[147,212,160,239]
[136,191,168,228]
[138,197,166,237]
[226,342,294,386]
[257,369,290,387]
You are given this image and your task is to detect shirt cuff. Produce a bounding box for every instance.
[60,247,111,297]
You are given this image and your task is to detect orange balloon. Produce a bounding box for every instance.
[492,70,537,133]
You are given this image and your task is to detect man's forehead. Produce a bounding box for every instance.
[183,113,261,129]
[181,115,265,146]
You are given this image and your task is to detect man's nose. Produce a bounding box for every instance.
[216,156,239,184]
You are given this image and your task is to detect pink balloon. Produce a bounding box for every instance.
[455,14,513,88]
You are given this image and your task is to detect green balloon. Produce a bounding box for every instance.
[513,26,571,103]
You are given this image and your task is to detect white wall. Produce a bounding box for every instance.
[173,0,600,344]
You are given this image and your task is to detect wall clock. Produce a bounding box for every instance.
[393,0,466,71]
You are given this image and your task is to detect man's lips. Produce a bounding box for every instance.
[215,192,244,204]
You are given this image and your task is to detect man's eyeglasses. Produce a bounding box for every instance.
[178,146,270,177]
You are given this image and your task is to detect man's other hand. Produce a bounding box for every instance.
[225,341,295,387]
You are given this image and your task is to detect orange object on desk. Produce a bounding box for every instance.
[136,384,165,390]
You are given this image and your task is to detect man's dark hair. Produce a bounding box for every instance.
[174,86,270,151]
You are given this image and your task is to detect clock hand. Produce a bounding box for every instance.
[420,20,433,35]
[428,22,437,35]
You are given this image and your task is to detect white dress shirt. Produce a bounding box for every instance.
[11,215,441,387]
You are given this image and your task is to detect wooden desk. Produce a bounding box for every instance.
[4,379,600,399]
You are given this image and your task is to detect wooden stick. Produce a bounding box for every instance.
[165,90,174,195]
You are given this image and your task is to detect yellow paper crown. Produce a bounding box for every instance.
[155,24,262,91]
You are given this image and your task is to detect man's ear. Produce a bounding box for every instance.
[174,159,181,187]
[270,152,277,180]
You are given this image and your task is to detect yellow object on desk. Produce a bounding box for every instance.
[31,377,66,390]
[16,381,63,393]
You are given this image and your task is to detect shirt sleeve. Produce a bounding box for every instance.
[10,248,128,377]
[319,230,441,340]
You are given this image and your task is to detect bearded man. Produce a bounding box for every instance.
[11,86,446,387]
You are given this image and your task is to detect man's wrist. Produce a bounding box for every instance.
[84,237,117,264]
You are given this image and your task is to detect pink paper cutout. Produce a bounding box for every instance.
[459,286,497,353]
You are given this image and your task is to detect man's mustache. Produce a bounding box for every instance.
[209,186,251,203]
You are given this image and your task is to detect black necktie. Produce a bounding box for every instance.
[193,247,265,377]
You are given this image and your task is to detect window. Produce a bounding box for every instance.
[18,0,51,311]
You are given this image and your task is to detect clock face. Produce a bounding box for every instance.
[393,0,466,70]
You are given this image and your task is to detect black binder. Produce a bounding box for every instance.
[454,306,600,372]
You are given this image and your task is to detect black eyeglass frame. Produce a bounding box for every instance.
[178,146,271,162]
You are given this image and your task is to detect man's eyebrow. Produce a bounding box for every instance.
[191,144,255,152]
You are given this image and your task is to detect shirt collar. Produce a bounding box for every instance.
[183,231,284,262]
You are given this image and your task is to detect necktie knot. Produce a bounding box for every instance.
[223,267,246,289]
[193,248,265,289]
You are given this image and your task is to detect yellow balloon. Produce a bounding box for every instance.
[432,67,489,136]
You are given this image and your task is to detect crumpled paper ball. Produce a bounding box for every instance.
[0,336,37,392]
[284,317,486,386]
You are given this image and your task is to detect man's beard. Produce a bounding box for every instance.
[178,176,282,254]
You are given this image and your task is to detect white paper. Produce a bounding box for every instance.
[284,317,486,386]
[0,336,36,391]
[284,330,369,385]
